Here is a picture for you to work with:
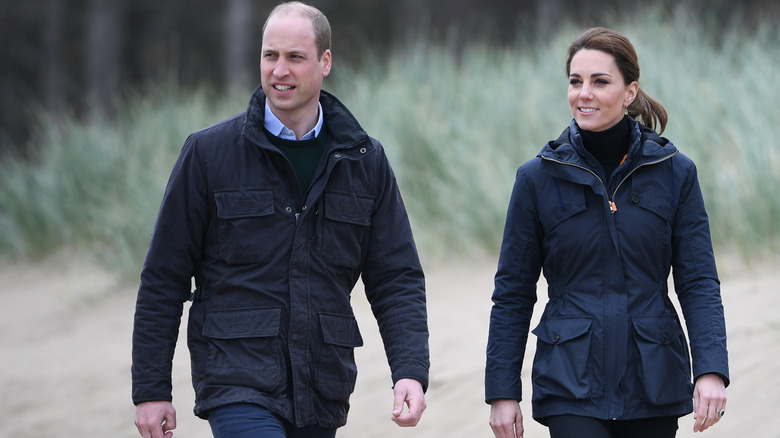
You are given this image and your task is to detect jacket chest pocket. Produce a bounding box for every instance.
[539,179,587,233]
[214,188,282,264]
[315,191,373,269]
[626,171,677,227]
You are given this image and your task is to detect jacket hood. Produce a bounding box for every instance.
[243,85,371,151]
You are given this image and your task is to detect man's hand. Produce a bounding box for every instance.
[135,401,177,438]
[489,399,524,438]
[391,378,426,427]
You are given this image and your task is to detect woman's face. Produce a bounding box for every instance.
[568,49,638,132]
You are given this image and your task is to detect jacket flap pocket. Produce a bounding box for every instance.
[320,313,364,347]
[542,179,587,231]
[532,316,592,344]
[203,307,281,339]
[632,315,683,345]
[630,172,676,221]
[324,192,373,226]
[215,189,274,219]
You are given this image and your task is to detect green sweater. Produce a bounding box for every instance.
[263,127,327,194]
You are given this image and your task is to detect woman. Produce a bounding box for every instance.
[485,27,728,438]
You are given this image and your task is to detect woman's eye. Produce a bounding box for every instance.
[569,79,581,86]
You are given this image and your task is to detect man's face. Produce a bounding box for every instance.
[261,12,331,126]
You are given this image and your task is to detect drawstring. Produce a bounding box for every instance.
[554,179,565,210]
[670,158,678,207]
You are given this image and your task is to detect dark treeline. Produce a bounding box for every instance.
[1,0,776,156]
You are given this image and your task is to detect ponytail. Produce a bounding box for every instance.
[629,88,668,134]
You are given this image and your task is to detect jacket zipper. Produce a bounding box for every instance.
[541,150,678,213]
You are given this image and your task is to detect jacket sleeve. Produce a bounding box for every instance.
[131,135,209,404]
[485,165,542,403]
[670,156,729,386]
[359,141,430,391]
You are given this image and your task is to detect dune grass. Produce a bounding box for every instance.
[1,10,777,276]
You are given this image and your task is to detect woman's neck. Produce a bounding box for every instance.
[580,115,630,161]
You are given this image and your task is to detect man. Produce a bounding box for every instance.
[132,2,429,437]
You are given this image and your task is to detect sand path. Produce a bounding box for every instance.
[0,254,776,437]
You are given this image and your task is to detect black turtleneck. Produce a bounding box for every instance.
[580,115,631,180]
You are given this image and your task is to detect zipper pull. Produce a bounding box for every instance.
[609,200,617,213]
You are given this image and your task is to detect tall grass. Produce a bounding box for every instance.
[1,10,777,276]
[0,87,246,273]
[331,8,780,264]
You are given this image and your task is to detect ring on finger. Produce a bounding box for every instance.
[716,409,725,417]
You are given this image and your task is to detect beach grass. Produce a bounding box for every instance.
[1,9,777,276]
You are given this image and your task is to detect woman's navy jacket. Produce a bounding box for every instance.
[132,87,429,429]
[486,119,729,422]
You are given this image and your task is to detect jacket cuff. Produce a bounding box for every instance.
[485,369,523,403]
[132,377,173,405]
[692,347,730,387]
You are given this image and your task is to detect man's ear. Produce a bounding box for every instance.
[321,49,332,77]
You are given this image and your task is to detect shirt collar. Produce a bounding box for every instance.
[263,101,323,141]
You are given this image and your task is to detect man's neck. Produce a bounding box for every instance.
[269,103,320,140]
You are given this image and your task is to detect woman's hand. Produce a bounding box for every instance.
[692,373,727,432]
[489,399,524,438]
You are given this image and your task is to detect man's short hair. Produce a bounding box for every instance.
[263,1,332,58]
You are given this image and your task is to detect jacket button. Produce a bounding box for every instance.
[552,334,560,343]
[334,153,342,159]
[360,147,366,153]
[302,205,307,211]
[631,193,640,203]
[285,207,292,213]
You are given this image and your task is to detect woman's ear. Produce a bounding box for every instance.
[625,81,639,106]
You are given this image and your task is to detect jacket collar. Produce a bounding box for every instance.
[242,85,371,153]
[539,118,677,173]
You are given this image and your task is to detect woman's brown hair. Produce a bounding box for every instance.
[565,27,668,133]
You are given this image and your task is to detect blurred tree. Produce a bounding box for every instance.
[85,0,125,118]
[42,0,65,114]
[224,0,255,92]
[535,0,564,38]
[0,0,778,157]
